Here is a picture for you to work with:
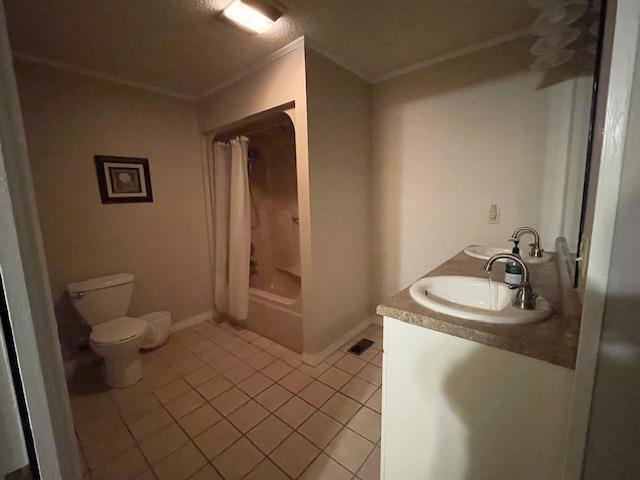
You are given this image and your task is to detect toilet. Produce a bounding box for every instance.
[68,273,150,388]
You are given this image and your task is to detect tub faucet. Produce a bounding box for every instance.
[510,226,543,258]
[484,253,537,310]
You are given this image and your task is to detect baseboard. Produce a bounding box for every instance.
[302,315,376,366]
[171,310,214,332]
[371,315,383,327]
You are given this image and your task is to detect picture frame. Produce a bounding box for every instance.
[94,155,153,204]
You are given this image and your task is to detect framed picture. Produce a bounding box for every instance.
[94,155,153,204]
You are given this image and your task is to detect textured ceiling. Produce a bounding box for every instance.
[5,0,537,97]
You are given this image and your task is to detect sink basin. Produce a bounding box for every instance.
[464,245,553,264]
[409,275,553,324]
[464,245,509,260]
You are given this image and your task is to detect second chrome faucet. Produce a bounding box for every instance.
[510,226,543,258]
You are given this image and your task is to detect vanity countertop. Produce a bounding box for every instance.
[376,249,581,369]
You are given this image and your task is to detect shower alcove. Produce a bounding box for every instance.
[202,48,372,364]
[212,111,303,351]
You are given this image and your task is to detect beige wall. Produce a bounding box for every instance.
[371,38,585,301]
[198,46,307,133]
[304,48,372,355]
[15,61,213,343]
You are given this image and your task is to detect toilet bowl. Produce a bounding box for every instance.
[68,273,158,388]
[89,316,148,387]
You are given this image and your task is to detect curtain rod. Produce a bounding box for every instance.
[214,123,288,142]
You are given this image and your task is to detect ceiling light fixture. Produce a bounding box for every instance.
[222,0,281,34]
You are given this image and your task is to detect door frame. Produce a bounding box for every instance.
[563,0,640,478]
[0,2,82,478]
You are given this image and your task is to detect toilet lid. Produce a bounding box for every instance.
[90,317,148,344]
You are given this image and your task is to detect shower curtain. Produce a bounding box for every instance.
[212,136,251,321]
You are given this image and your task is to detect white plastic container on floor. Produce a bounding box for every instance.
[140,311,172,350]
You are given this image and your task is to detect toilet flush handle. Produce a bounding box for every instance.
[69,291,85,300]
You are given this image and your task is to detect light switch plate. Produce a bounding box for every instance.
[488,204,500,224]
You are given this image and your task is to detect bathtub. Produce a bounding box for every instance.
[246,287,302,352]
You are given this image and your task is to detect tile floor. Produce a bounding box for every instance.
[69,321,383,480]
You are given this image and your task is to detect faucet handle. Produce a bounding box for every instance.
[507,282,537,297]
[510,283,538,310]
[528,243,544,258]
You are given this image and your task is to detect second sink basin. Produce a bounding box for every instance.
[464,245,553,264]
[409,275,553,324]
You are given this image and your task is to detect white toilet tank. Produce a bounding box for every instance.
[68,273,135,326]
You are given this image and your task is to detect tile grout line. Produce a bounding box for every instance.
[77,322,275,478]
[151,325,285,478]
[178,323,382,479]
[174,324,381,478]
[148,323,301,478]
[71,321,383,480]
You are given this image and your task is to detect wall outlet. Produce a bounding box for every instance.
[488,204,500,224]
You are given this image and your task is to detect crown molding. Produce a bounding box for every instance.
[12,37,307,103]
[12,30,531,103]
[303,38,374,83]
[372,29,532,84]
[12,51,196,101]
[197,36,305,99]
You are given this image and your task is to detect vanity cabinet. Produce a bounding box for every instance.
[381,316,573,480]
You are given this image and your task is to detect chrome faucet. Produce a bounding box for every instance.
[484,253,537,310]
[510,226,543,258]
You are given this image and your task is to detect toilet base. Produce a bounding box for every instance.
[102,355,143,388]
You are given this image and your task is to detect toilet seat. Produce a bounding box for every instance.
[90,316,148,345]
